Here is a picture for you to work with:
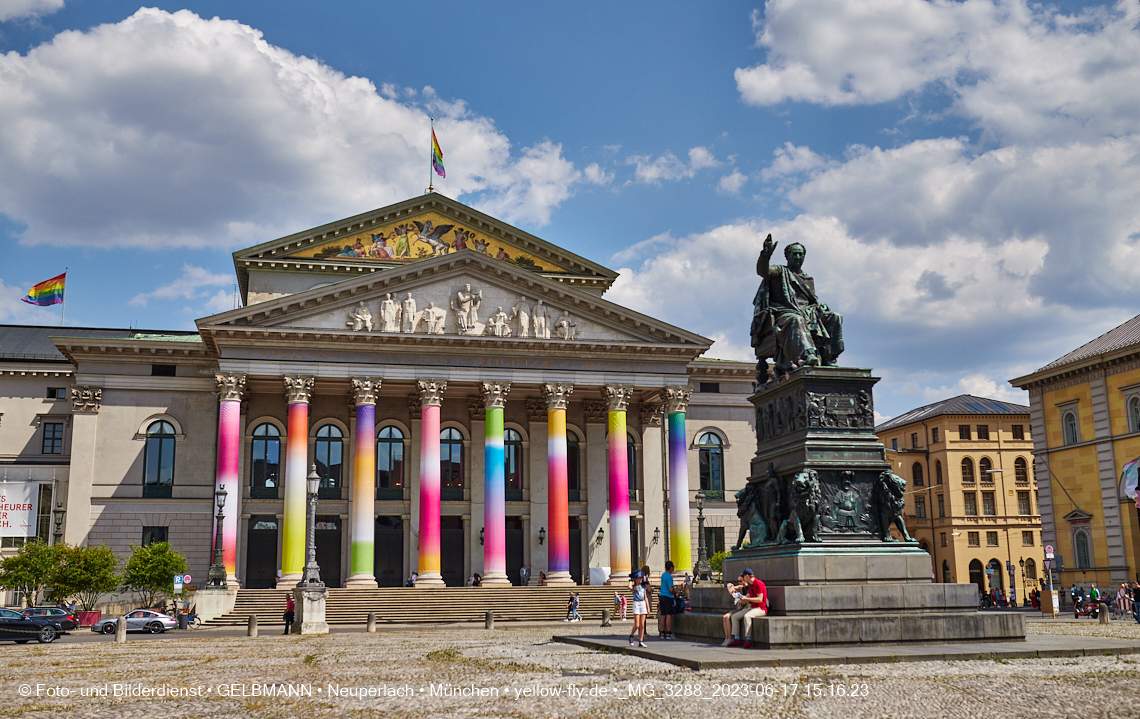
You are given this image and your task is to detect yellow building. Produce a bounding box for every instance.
[876,395,1043,602]
[1011,317,1140,589]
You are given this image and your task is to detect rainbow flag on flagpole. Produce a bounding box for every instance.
[431,128,446,178]
[21,272,66,306]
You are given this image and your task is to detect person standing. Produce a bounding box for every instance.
[658,561,676,639]
[283,595,295,635]
[628,570,649,647]
[727,569,768,649]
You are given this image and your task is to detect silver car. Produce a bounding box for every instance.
[90,609,178,634]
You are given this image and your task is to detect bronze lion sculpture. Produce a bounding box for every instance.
[874,470,913,542]
[777,468,822,543]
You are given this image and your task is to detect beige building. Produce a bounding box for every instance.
[877,395,1043,602]
[0,194,755,600]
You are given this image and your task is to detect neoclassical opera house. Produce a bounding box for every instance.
[0,194,755,592]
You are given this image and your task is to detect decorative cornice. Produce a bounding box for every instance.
[639,402,663,427]
[467,396,485,420]
[663,385,693,414]
[603,385,633,413]
[283,375,315,404]
[71,386,101,413]
[542,383,574,411]
[407,394,422,420]
[480,381,511,410]
[350,378,380,406]
[584,399,607,424]
[215,372,246,402]
[417,379,447,407]
[526,398,547,422]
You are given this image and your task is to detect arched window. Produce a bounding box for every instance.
[1014,457,1028,483]
[143,420,176,498]
[698,432,725,501]
[1074,530,1091,568]
[567,431,581,502]
[979,457,992,481]
[627,432,639,502]
[250,423,281,499]
[314,425,343,499]
[1130,397,1140,433]
[440,427,465,499]
[505,428,524,500]
[935,460,943,484]
[942,560,951,584]
[376,426,404,499]
[1024,558,1037,580]
[1063,412,1079,445]
[912,462,924,487]
[968,559,984,593]
[987,559,1003,590]
[919,539,929,553]
[961,457,975,483]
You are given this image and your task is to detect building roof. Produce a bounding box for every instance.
[1034,312,1140,373]
[0,324,198,362]
[875,394,1029,433]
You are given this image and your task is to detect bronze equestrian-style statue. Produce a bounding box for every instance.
[752,234,843,379]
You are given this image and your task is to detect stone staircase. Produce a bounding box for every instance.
[204,586,645,627]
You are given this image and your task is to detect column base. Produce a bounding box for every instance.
[545,571,576,586]
[479,572,511,587]
[345,574,379,589]
[414,572,446,587]
[276,572,302,591]
[606,572,632,586]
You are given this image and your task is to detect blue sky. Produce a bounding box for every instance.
[1,0,1139,420]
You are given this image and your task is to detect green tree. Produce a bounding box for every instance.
[50,544,120,611]
[0,540,61,607]
[120,542,187,609]
[709,550,727,574]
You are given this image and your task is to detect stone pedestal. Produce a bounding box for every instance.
[292,584,329,635]
[192,586,238,622]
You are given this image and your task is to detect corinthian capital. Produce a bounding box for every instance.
[664,386,693,414]
[542,383,574,411]
[283,375,315,404]
[215,373,246,402]
[480,381,511,409]
[603,385,634,413]
[417,379,447,407]
[351,378,381,406]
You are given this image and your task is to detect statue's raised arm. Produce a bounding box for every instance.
[757,233,776,277]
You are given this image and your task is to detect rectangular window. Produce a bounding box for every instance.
[959,425,971,440]
[698,382,720,393]
[964,493,977,516]
[915,496,926,518]
[151,364,176,377]
[986,531,999,547]
[937,494,945,518]
[891,438,898,450]
[940,532,947,547]
[41,422,63,454]
[141,526,168,546]
[982,491,995,516]
[968,531,980,547]
[46,387,66,400]
[911,432,919,449]
[976,425,990,440]
[1017,491,1031,515]
[1011,424,1024,440]
[1022,530,1035,546]
[931,427,940,443]
[36,484,51,542]
[704,526,725,556]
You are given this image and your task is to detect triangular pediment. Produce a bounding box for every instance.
[1063,509,1093,523]
[233,194,618,300]
[200,252,709,352]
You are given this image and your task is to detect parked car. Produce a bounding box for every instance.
[21,607,78,631]
[0,607,61,644]
[90,609,178,635]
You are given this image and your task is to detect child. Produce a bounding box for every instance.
[628,570,649,647]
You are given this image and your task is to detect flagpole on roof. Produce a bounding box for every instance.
[61,268,67,327]
[428,118,435,194]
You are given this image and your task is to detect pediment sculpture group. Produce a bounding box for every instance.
[346,284,580,340]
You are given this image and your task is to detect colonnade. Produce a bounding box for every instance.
[211,373,694,588]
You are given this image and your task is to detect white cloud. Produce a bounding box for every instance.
[918,373,1028,406]
[760,143,829,180]
[717,169,748,195]
[0,278,53,323]
[203,289,237,314]
[627,146,720,184]
[130,264,231,307]
[0,0,63,22]
[583,163,614,185]
[0,9,588,250]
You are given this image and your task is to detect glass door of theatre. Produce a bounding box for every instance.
[440,516,465,587]
[245,515,279,589]
[315,515,342,588]
[375,516,404,587]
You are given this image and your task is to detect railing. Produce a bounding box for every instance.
[250,487,278,500]
[318,487,342,500]
[567,489,581,503]
[441,487,463,501]
[505,488,524,502]
[376,487,403,500]
[699,489,725,502]
[143,484,172,498]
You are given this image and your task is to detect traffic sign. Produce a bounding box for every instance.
[1045,545,1053,554]
[183,574,192,584]
[173,574,183,591]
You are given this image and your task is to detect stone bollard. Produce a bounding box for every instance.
[601,608,611,627]
[248,615,258,637]
[115,616,126,643]
[485,611,494,630]
[367,612,376,633]
[1099,603,1111,624]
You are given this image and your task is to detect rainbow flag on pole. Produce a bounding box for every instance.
[21,272,66,306]
[431,128,446,178]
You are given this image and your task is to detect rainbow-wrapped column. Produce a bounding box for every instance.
[415,380,447,587]
[480,381,511,586]
[544,383,575,585]
[281,375,315,587]
[665,386,694,572]
[604,385,634,583]
[213,373,245,582]
[347,379,379,589]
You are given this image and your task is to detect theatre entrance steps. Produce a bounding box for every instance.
[202,586,644,627]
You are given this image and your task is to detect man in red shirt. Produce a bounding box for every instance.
[727,569,767,649]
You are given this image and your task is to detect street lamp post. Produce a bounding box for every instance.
[207,485,228,589]
[302,465,323,586]
[51,502,65,545]
[695,491,712,582]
